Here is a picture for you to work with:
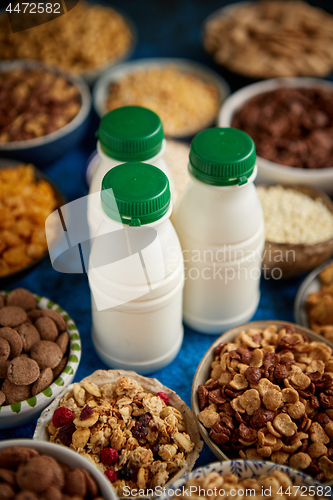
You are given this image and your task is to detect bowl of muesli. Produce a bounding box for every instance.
[191,321,333,485]
[34,369,203,497]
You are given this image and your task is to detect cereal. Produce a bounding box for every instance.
[47,376,196,496]
[106,66,220,137]
[257,186,333,245]
[232,87,333,170]
[178,469,319,500]
[0,165,57,277]
[0,446,103,500]
[0,288,70,406]
[0,69,80,143]
[306,261,333,342]
[0,2,132,74]
[197,324,333,482]
[204,1,333,78]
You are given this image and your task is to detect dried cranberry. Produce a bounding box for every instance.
[105,470,117,483]
[52,407,74,428]
[118,466,134,481]
[152,444,160,458]
[132,421,148,440]
[80,405,93,421]
[139,413,152,427]
[57,422,76,446]
[156,392,169,404]
[100,448,119,466]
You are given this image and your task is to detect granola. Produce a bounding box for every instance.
[47,374,197,496]
[197,324,333,482]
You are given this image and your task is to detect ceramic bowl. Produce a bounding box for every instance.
[0,60,91,165]
[159,460,324,500]
[0,439,117,500]
[218,77,333,195]
[259,184,333,278]
[191,320,333,478]
[93,58,230,139]
[0,293,81,428]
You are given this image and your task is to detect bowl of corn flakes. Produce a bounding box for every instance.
[0,160,64,283]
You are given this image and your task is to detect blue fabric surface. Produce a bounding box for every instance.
[0,0,332,471]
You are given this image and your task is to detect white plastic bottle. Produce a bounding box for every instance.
[173,128,265,334]
[88,162,184,373]
[88,106,175,239]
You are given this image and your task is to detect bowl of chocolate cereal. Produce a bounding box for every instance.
[0,288,81,428]
[192,320,333,484]
[0,60,91,164]
[93,58,230,139]
[218,77,333,195]
[0,439,117,500]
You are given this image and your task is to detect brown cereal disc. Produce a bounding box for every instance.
[2,379,31,405]
[81,469,98,497]
[0,390,5,406]
[0,327,23,358]
[64,468,87,497]
[32,368,54,396]
[16,492,39,500]
[56,331,69,355]
[27,309,43,323]
[40,486,62,500]
[53,356,67,379]
[16,456,56,492]
[0,296,4,308]
[0,468,15,484]
[0,360,9,378]
[0,307,27,328]
[1,483,14,498]
[30,341,62,369]
[7,357,40,386]
[0,337,10,363]
[0,447,38,468]
[42,309,66,332]
[6,289,37,311]
[35,317,58,342]
[17,324,40,352]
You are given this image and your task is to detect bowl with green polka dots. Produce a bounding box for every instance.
[0,293,81,428]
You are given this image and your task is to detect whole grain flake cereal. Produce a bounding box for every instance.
[46,371,202,497]
[197,325,333,482]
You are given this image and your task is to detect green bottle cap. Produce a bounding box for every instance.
[101,162,170,226]
[189,128,256,186]
[96,106,164,161]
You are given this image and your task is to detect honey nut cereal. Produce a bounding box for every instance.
[0,165,57,277]
[0,2,133,73]
[0,68,81,143]
[306,261,333,342]
[47,376,196,497]
[106,66,220,137]
[197,324,333,482]
[179,470,323,500]
[204,1,333,79]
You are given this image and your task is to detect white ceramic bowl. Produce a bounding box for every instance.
[159,460,323,500]
[0,293,81,428]
[191,320,333,481]
[93,58,230,139]
[218,77,333,195]
[0,439,117,500]
[0,60,91,165]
